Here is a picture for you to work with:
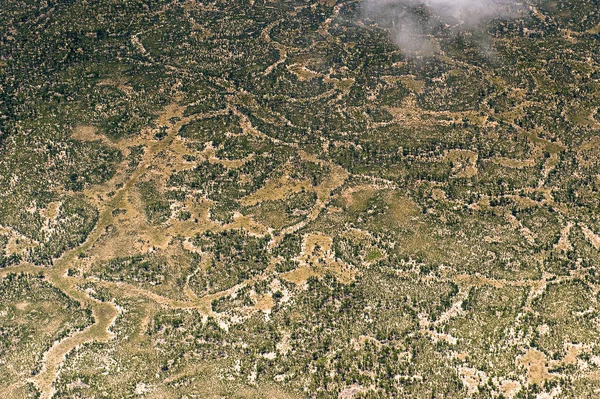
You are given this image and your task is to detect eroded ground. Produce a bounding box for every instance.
[1,0,600,398]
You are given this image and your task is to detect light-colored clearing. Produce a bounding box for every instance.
[339,385,366,399]
[459,366,487,395]
[494,157,535,169]
[30,302,118,399]
[581,225,600,249]
[562,343,583,366]
[72,125,103,142]
[498,380,521,399]
[446,149,478,178]
[253,294,274,312]
[587,23,600,34]
[554,222,573,252]
[239,175,311,207]
[225,213,270,236]
[287,64,321,81]
[280,233,356,285]
[519,349,552,385]
[385,193,420,225]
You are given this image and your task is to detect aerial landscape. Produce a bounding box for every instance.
[1,0,599,398]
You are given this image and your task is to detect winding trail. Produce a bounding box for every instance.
[1,100,336,398]
[0,97,336,397]
[1,104,193,399]
[1,59,579,398]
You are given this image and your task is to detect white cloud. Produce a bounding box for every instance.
[361,0,527,56]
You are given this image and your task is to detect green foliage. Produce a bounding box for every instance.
[2,0,600,397]
[137,181,171,224]
[0,273,92,387]
[190,230,270,294]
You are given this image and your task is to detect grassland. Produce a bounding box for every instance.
[1,0,600,398]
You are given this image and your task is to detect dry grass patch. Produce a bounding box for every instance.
[554,222,573,252]
[3,228,37,258]
[224,213,270,236]
[72,125,104,142]
[446,149,478,178]
[280,233,356,285]
[384,192,421,226]
[341,185,378,211]
[240,175,312,207]
[519,349,552,385]
[323,76,355,91]
[494,157,535,169]
[253,293,274,312]
[498,380,521,398]
[581,225,600,249]
[287,63,321,81]
[399,75,425,93]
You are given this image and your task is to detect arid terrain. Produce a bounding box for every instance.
[1,0,600,398]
